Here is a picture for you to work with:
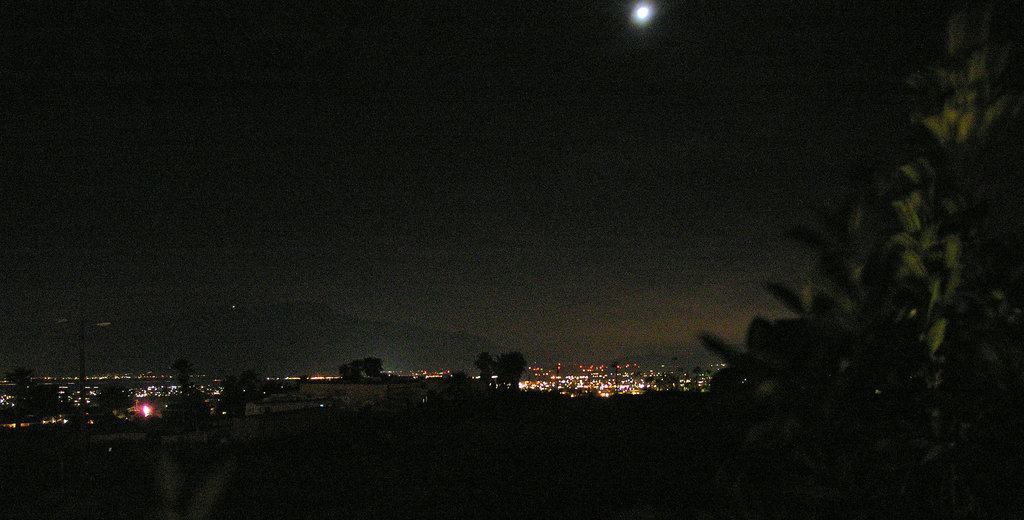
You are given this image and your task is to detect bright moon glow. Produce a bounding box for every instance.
[632,4,652,24]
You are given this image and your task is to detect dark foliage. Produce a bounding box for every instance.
[94,385,133,414]
[494,351,527,392]
[338,357,385,382]
[474,352,495,390]
[218,370,262,417]
[168,358,207,429]
[701,7,1024,518]
[0,393,722,519]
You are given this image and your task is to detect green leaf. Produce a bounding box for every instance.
[699,333,742,365]
[927,278,942,318]
[849,262,863,285]
[956,108,976,143]
[887,232,918,252]
[940,197,960,216]
[901,250,928,279]
[927,318,947,354]
[923,114,950,145]
[899,163,921,184]
[983,95,1011,131]
[920,225,938,250]
[765,283,805,315]
[944,234,962,269]
[967,50,987,84]
[800,284,815,314]
[944,270,962,300]
[893,192,923,232]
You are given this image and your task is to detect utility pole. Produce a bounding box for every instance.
[78,318,86,418]
[65,318,110,444]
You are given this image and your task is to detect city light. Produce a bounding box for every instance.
[518,364,723,396]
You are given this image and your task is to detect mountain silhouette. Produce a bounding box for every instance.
[81,301,503,376]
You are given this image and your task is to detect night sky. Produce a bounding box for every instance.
[2,2,1019,376]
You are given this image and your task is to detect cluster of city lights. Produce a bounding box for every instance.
[518,364,723,397]
[2,364,726,429]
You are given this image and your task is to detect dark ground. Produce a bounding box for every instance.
[1,393,734,519]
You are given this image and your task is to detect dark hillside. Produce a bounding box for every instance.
[2,394,732,519]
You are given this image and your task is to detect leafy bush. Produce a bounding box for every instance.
[702,7,1024,518]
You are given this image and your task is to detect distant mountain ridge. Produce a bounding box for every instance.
[73,301,505,377]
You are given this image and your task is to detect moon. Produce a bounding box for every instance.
[632,3,653,25]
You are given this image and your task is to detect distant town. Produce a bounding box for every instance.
[0,362,725,430]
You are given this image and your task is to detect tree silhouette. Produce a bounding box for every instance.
[338,357,384,382]
[26,384,64,417]
[170,358,205,429]
[218,370,261,416]
[4,367,34,424]
[494,351,526,392]
[445,371,472,401]
[5,366,34,389]
[95,385,133,414]
[172,358,195,391]
[362,357,383,379]
[474,352,495,390]
[339,359,363,381]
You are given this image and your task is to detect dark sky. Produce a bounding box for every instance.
[2,2,1019,376]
